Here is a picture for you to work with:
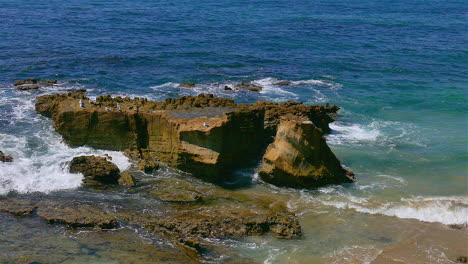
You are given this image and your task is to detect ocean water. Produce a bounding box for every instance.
[0,0,467,263]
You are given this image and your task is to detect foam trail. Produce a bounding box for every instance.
[319,195,468,226]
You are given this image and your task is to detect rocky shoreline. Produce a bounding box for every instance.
[0,88,356,262]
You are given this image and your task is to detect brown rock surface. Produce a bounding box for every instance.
[118,170,136,186]
[14,78,57,90]
[69,155,120,186]
[36,92,353,188]
[0,151,13,162]
[0,199,36,216]
[259,118,354,188]
[37,202,117,229]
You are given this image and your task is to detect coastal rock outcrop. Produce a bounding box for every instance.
[14,78,57,90]
[258,118,354,188]
[0,151,13,162]
[37,92,353,188]
[69,155,120,186]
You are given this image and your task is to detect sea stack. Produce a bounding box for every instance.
[35,92,353,188]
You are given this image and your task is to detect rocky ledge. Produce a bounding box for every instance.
[35,92,354,188]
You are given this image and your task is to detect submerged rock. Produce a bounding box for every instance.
[234,82,263,92]
[179,82,196,88]
[36,92,353,188]
[14,78,57,90]
[0,199,36,216]
[0,151,13,162]
[69,155,120,186]
[37,202,117,229]
[258,118,355,188]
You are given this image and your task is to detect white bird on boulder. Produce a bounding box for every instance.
[203,122,210,127]
[79,99,85,108]
[117,103,121,111]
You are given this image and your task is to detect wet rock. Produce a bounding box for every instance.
[37,202,117,229]
[234,82,262,92]
[149,186,204,202]
[274,81,291,86]
[0,151,13,162]
[118,170,136,186]
[179,82,196,88]
[137,159,160,173]
[36,92,352,188]
[0,199,36,216]
[14,78,57,90]
[16,84,40,90]
[224,85,233,91]
[457,256,467,263]
[14,78,37,86]
[258,118,355,188]
[69,155,120,186]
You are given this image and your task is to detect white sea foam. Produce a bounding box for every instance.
[318,194,468,226]
[0,95,130,194]
[328,122,381,144]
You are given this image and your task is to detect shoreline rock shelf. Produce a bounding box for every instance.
[35,92,354,188]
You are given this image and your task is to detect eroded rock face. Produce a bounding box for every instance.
[36,92,353,188]
[259,118,355,188]
[0,151,13,162]
[69,155,120,186]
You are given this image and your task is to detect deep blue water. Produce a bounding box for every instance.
[0,0,467,262]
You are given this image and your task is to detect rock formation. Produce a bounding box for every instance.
[36,92,354,188]
[258,117,354,188]
[14,78,57,90]
[69,155,120,186]
[0,151,13,162]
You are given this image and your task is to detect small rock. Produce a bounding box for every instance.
[38,79,57,86]
[0,199,36,216]
[14,78,37,86]
[179,82,196,88]
[234,82,263,92]
[0,151,13,162]
[457,256,467,263]
[224,86,233,91]
[118,170,136,187]
[274,81,291,86]
[137,159,160,173]
[16,84,40,90]
[69,155,120,186]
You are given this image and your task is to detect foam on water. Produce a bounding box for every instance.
[0,93,130,195]
[315,193,468,226]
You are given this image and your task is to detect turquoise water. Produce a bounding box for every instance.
[0,0,467,263]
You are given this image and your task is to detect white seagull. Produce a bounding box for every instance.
[203,122,210,127]
[79,99,85,108]
[117,103,121,111]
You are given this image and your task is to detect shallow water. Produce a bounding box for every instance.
[0,0,467,263]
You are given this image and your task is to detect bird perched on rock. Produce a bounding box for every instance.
[203,122,210,127]
[105,107,110,111]
[79,99,85,108]
[117,103,121,111]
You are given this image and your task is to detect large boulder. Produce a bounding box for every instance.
[258,118,355,188]
[0,151,13,162]
[69,155,120,186]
